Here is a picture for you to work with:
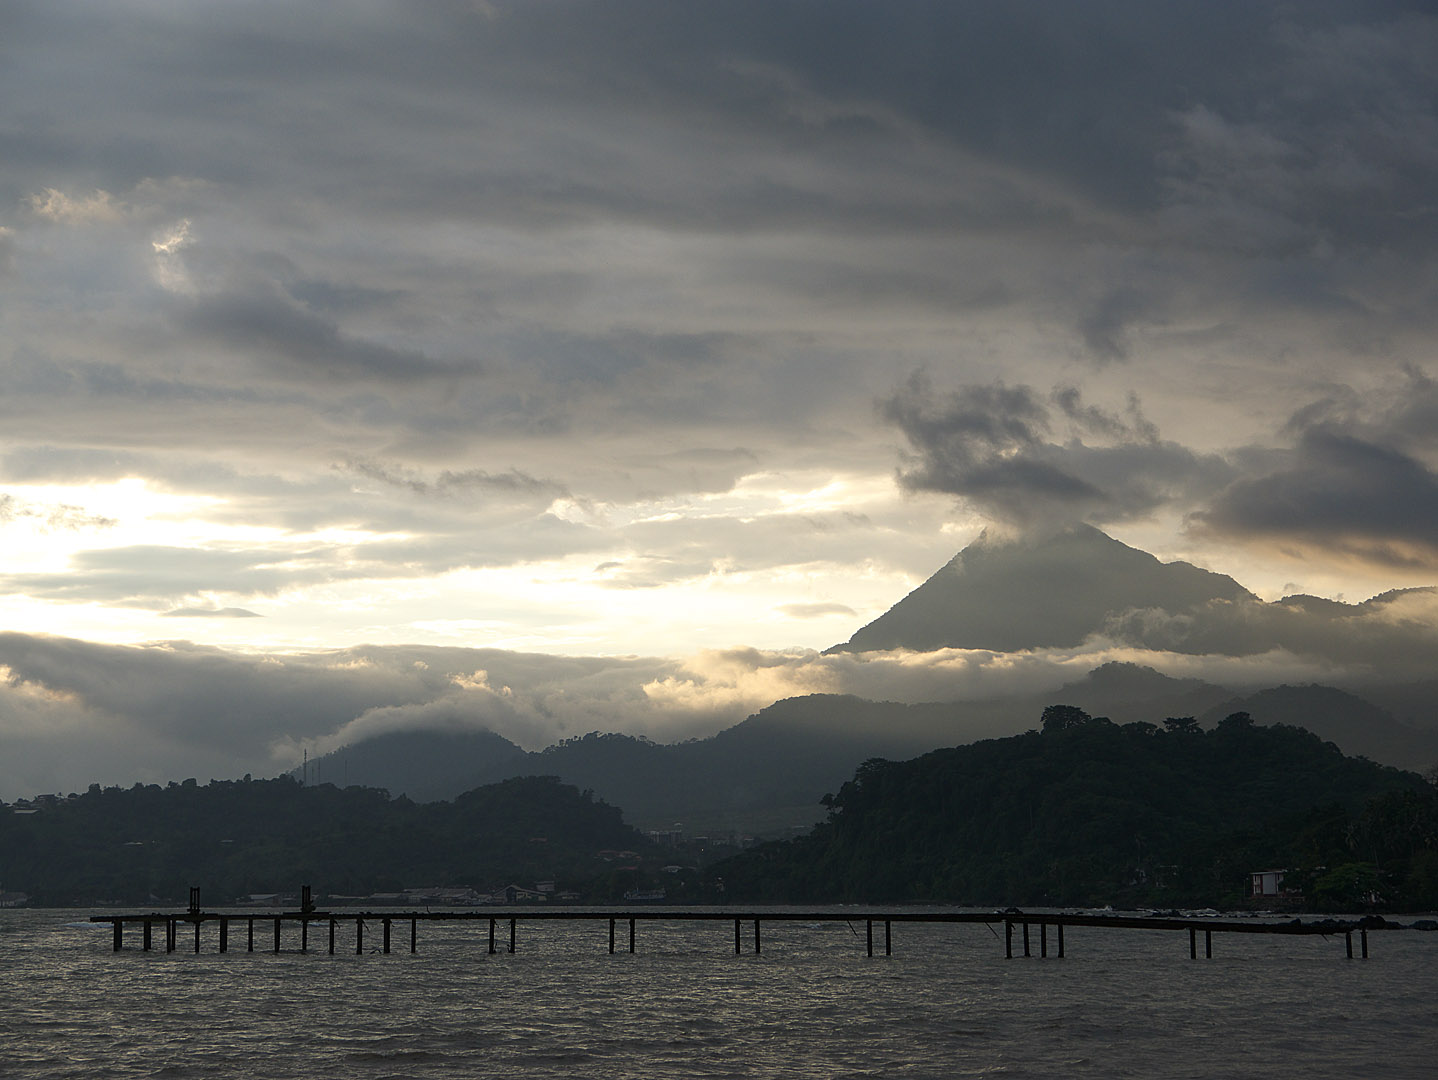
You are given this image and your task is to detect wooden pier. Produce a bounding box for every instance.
[91,892,1383,961]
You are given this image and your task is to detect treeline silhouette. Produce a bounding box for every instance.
[711,709,1438,911]
[0,775,652,906]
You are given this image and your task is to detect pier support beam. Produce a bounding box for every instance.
[509,918,516,954]
[488,918,496,955]
[219,917,228,954]
[166,918,176,953]
[885,919,891,956]
[630,917,636,954]
[1361,929,1368,959]
[143,920,152,952]
[754,919,761,955]
[609,918,615,954]
[356,918,364,955]
[1005,919,1012,959]
[273,918,281,954]
[1022,921,1030,957]
[1189,927,1197,959]
[193,919,201,954]
[1346,931,1353,959]
[411,918,417,954]
[383,918,391,955]
[734,918,741,955]
[329,918,336,955]
[248,919,254,953]
[301,919,308,954]
[113,921,123,952]
[1057,921,1065,959]
[866,919,873,957]
[1041,922,1048,958]
[1205,930,1212,959]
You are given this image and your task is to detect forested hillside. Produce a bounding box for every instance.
[713,709,1438,911]
[0,775,653,906]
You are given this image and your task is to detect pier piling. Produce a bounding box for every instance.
[92,908,1384,963]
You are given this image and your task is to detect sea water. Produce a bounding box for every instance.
[3,908,1435,1079]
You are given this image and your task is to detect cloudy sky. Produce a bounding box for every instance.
[3,1,1437,796]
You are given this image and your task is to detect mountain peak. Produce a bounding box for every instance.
[826,525,1254,654]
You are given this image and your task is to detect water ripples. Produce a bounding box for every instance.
[5,911,1436,1079]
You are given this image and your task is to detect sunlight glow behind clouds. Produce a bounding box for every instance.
[1,1,1437,793]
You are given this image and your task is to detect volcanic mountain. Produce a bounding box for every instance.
[826,523,1255,653]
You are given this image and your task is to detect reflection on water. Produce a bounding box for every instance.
[5,909,1436,1079]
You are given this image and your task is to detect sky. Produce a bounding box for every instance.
[2,0,1437,797]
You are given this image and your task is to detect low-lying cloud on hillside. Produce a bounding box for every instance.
[4,579,1434,799]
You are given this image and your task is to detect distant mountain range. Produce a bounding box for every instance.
[294,526,1438,832]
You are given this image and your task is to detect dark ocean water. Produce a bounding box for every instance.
[4,908,1435,1079]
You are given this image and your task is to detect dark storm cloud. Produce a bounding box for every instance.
[1192,372,1438,565]
[881,375,1232,527]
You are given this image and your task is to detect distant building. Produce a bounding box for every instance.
[1250,869,1301,899]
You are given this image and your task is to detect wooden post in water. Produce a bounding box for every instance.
[273,917,281,953]
[734,918,741,955]
[1022,921,1030,957]
[1041,922,1048,958]
[1057,921,1065,959]
[866,919,873,957]
[1346,931,1353,959]
[248,918,254,953]
[143,920,152,951]
[167,918,176,953]
[193,919,201,954]
[301,919,308,954]
[329,918,336,955]
[383,917,391,955]
[355,918,364,955]
[609,918,616,954]
[754,919,761,955]
[509,918,516,954]
[488,917,496,955]
[885,919,891,956]
[1361,929,1368,959]
[1189,927,1197,959]
[1004,919,1012,959]
[629,917,636,954]
[112,921,123,952]
[411,918,417,954]
[1205,930,1212,959]
[219,917,229,953]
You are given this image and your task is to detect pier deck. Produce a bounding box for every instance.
[91,907,1385,960]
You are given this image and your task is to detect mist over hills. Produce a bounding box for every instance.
[825,524,1438,672]
[293,527,1438,833]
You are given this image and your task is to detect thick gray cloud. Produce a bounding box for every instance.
[882,375,1233,528]
[1,1,1438,790]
